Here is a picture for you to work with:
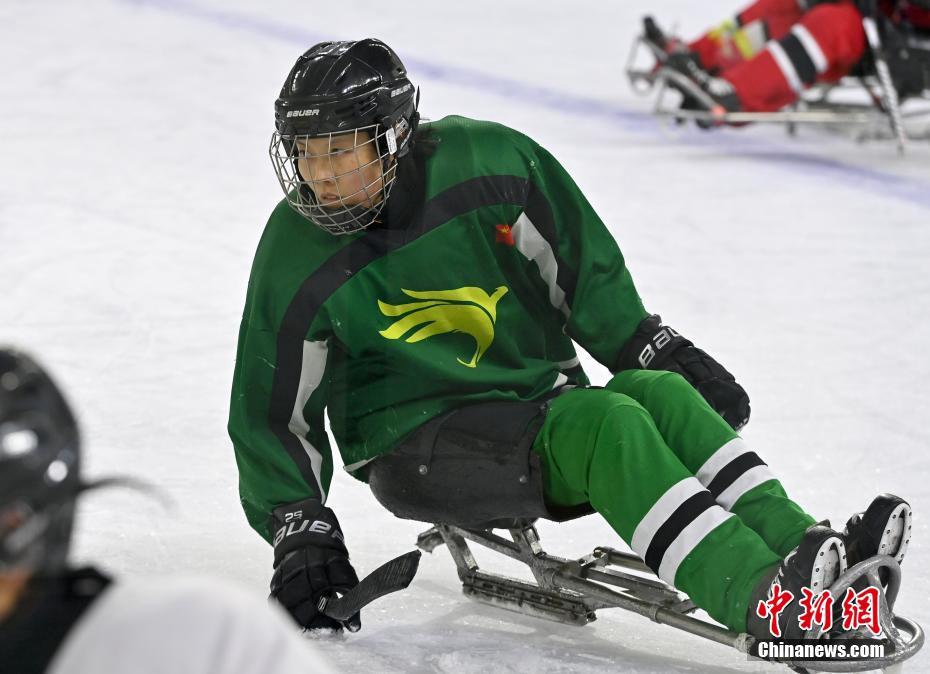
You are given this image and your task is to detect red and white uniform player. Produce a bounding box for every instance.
[685,0,930,112]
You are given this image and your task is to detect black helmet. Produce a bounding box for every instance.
[0,348,80,573]
[274,39,417,139]
[270,39,419,235]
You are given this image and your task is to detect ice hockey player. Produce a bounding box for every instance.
[228,37,912,643]
[645,0,930,125]
[0,348,336,674]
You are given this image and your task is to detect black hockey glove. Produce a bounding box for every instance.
[269,498,361,632]
[617,314,750,430]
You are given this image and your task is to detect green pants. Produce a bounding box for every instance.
[531,370,816,632]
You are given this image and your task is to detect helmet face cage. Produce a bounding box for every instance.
[270,122,403,235]
[0,498,75,574]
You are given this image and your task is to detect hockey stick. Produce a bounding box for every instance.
[318,549,422,622]
[861,0,908,153]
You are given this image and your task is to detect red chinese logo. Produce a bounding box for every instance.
[756,584,884,638]
[841,586,882,636]
[756,583,795,638]
[798,588,835,634]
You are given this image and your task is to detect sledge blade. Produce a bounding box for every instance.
[463,572,596,626]
[320,550,422,622]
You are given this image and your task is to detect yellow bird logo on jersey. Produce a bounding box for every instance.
[378,286,509,368]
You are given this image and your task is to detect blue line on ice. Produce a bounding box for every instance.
[126,0,930,212]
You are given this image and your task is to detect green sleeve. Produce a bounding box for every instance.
[228,243,336,544]
[527,142,649,370]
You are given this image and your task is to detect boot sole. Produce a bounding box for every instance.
[809,536,847,591]
[875,502,911,565]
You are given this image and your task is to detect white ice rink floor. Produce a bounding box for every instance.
[2,1,929,671]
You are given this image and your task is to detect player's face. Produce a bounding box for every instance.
[0,571,30,621]
[296,130,385,210]
[0,503,34,620]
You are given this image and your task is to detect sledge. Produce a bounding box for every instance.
[415,520,924,673]
[625,14,930,153]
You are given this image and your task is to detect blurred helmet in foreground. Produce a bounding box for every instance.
[0,348,80,573]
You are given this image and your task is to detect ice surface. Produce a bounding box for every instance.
[2,1,928,671]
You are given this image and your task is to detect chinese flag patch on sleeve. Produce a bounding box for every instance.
[495,224,515,246]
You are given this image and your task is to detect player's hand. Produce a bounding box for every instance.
[269,499,361,632]
[662,341,751,430]
[617,314,750,430]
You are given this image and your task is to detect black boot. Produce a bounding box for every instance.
[746,524,847,640]
[844,494,911,567]
[844,493,911,591]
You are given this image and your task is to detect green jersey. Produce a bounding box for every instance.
[229,116,648,541]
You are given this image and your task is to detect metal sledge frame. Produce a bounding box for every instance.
[624,19,930,153]
[417,521,924,673]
